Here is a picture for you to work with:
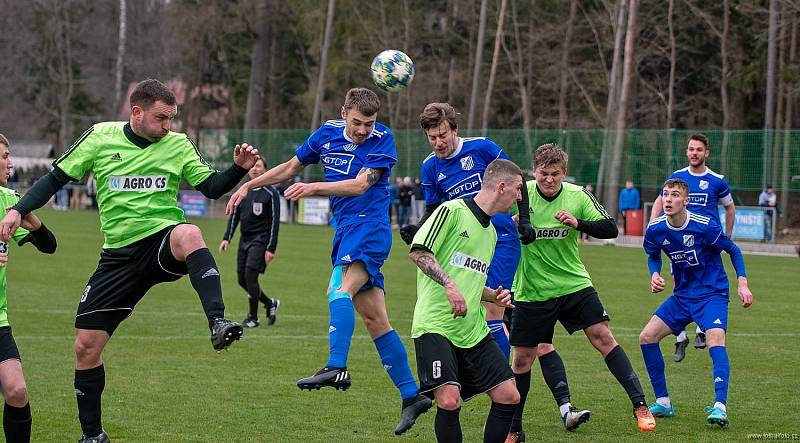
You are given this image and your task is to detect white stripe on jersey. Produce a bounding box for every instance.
[371,129,385,138]
[648,215,667,227]
[367,152,398,161]
[422,152,436,164]
[324,119,346,127]
[689,213,710,224]
[461,137,486,142]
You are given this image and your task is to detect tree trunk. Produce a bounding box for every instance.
[721,0,730,174]
[244,0,270,130]
[780,14,797,225]
[114,0,126,115]
[666,0,676,171]
[480,0,508,134]
[558,0,578,131]
[467,0,488,131]
[605,0,638,216]
[310,0,335,131]
[763,0,778,188]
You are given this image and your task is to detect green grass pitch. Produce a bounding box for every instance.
[7,209,798,442]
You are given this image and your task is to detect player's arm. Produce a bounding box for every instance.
[409,246,466,318]
[17,213,57,254]
[265,186,281,254]
[564,188,618,239]
[482,285,514,307]
[723,202,736,237]
[400,203,440,245]
[226,156,305,214]
[575,218,618,239]
[643,236,665,293]
[649,195,664,222]
[284,166,385,200]
[516,178,536,244]
[712,232,752,307]
[195,164,248,199]
[219,206,239,252]
[1,167,71,242]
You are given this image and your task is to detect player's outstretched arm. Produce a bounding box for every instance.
[226,156,305,215]
[715,234,752,307]
[482,285,514,308]
[516,178,536,245]
[737,277,753,308]
[1,168,71,242]
[283,166,385,201]
[409,248,466,318]
[649,196,664,222]
[17,212,57,254]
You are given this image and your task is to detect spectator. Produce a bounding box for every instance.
[758,185,778,241]
[411,177,424,224]
[618,180,641,235]
[397,177,413,227]
[86,173,97,210]
[391,176,401,227]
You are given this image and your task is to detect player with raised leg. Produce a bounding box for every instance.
[409,159,522,443]
[0,79,256,442]
[506,144,655,442]
[640,178,752,428]
[226,88,431,435]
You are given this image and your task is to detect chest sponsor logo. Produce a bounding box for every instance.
[687,193,708,206]
[683,234,694,247]
[253,202,263,216]
[321,152,355,175]
[667,249,699,266]
[445,173,482,199]
[535,228,570,239]
[460,155,474,171]
[449,251,489,275]
[108,175,168,191]
[699,180,709,190]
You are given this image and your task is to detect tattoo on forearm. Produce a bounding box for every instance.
[412,252,451,287]
[359,167,383,186]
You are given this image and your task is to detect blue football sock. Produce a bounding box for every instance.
[640,343,669,399]
[708,346,730,405]
[374,330,419,400]
[487,320,510,361]
[326,296,355,368]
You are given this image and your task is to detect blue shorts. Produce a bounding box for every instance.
[486,240,520,290]
[654,293,729,334]
[330,221,391,292]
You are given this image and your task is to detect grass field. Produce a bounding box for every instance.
[6,209,799,442]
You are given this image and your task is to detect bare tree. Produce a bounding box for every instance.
[310,0,336,131]
[780,12,797,222]
[480,0,508,134]
[605,0,638,216]
[467,0,488,130]
[114,0,127,114]
[244,0,271,130]
[763,0,779,187]
[558,0,579,131]
[502,0,534,159]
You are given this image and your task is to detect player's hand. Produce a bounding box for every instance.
[18,211,42,231]
[0,254,7,268]
[555,210,578,229]
[284,182,318,201]
[233,143,259,170]
[265,251,274,264]
[0,209,22,242]
[738,277,753,308]
[650,273,665,293]
[400,224,419,245]
[489,285,514,308]
[445,282,467,318]
[518,222,537,245]
[219,240,229,253]
[226,186,249,215]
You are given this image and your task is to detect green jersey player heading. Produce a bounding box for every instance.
[0,79,259,442]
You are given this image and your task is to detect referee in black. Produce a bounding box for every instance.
[220,158,281,327]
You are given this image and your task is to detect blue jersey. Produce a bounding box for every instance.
[668,167,733,223]
[420,137,517,241]
[644,211,741,299]
[296,120,397,228]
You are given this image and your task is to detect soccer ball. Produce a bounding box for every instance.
[370,50,414,92]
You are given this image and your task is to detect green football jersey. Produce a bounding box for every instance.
[410,199,496,348]
[513,181,611,302]
[0,187,31,328]
[55,122,216,248]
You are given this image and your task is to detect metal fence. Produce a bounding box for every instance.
[197,128,800,193]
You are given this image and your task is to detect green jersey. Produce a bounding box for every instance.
[55,122,216,248]
[0,187,30,328]
[513,181,611,302]
[410,199,496,348]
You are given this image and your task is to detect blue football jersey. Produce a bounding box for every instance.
[643,211,731,299]
[295,119,397,228]
[668,167,733,223]
[420,137,517,241]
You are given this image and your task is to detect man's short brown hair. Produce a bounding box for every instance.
[343,88,381,116]
[419,102,458,132]
[484,159,522,187]
[533,143,568,171]
[663,178,689,196]
[688,133,709,149]
[130,79,176,110]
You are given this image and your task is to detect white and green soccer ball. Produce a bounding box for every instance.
[370,49,415,92]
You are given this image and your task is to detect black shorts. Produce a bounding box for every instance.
[0,326,21,363]
[237,241,267,274]
[509,286,610,347]
[414,333,514,401]
[75,225,187,335]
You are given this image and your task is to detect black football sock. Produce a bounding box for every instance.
[75,365,105,437]
[484,402,516,443]
[3,402,31,443]
[509,371,530,432]
[604,345,646,406]
[435,407,462,443]
[259,291,272,308]
[243,268,261,318]
[539,350,571,406]
[186,248,225,325]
